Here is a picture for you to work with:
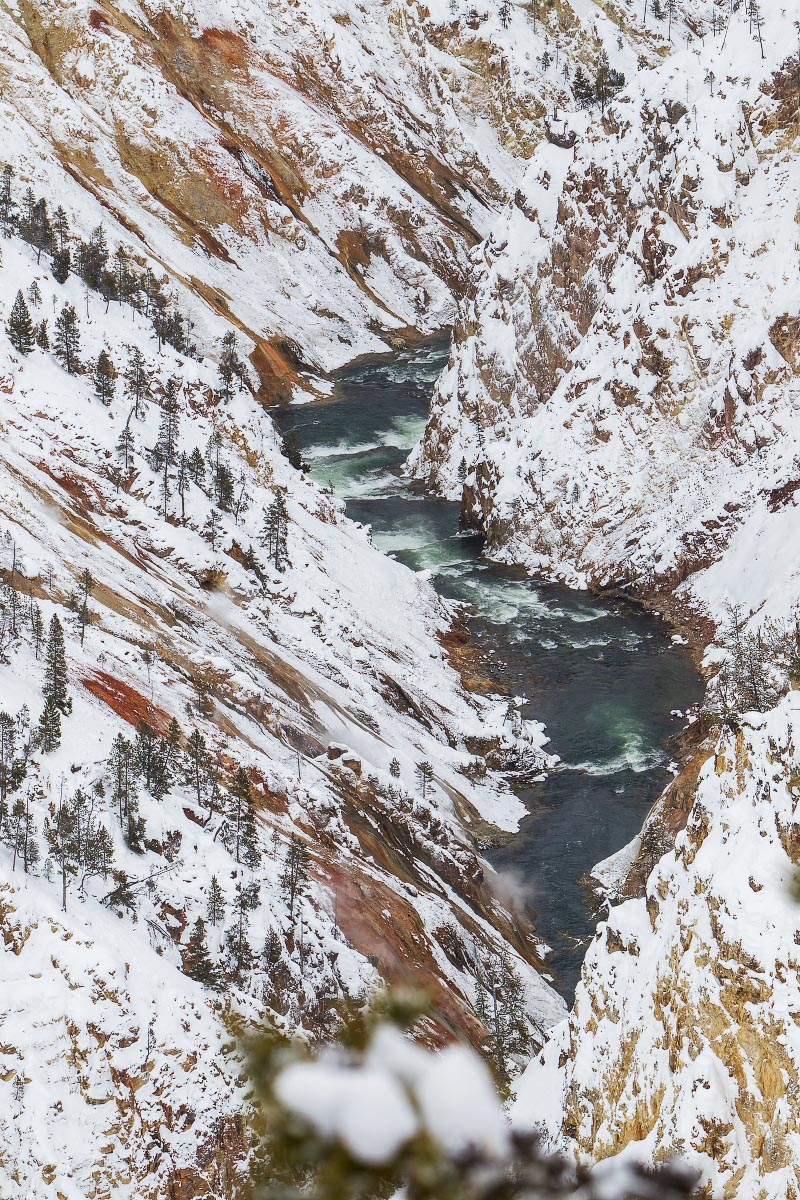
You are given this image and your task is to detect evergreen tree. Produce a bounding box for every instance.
[29,603,44,659]
[260,494,289,569]
[43,615,71,714]
[389,757,401,780]
[0,164,15,234]
[116,424,136,474]
[202,508,223,550]
[53,205,69,253]
[218,332,249,400]
[134,719,173,799]
[0,711,26,836]
[279,835,309,919]
[156,379,181,467]
[36,699,61,753]
[108,733,138,824]
[54,304,81,374]
[573,64,594,108]
[499,0,511,27]
[93,350,117,406]
[6,291,35,356]
[415,761,434,801]
[183,917,221,988]
[176,452,190,522]
[594,50,626,113]
[225,767,259,867]
[27,281,42,308]
[474,951,535,1094]
[262,926,283,969]
[52,247,71,285]
[44,790,81,911]
[206,875,226,926]
[73,568,93,646]
[224,880,259,981]
[124,348,150,418]
[35,320,50,350]
[184,728,213,808]
[4,793,39,873]
[188,446,206,489]
[78,225,109,289]
[29,199,54,264]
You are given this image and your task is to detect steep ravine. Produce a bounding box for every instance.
[274,341,703,999]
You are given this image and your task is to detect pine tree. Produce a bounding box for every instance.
[279,835,309,919]
[260,495,289,569]
[44,790,80,911]
[156,379,181,467]
[27,281,42,308]
[218,331,249,400]
[43,615,71,714]
[457,457,468,485]
[6,291,35,356]
[594,50,625,113]
[415,761,434,801]
[389,757,401,779]
[36,698,61,753]
[134,720,173,799]
[53,205,69,253]
[0,164,15,234]
[124,348,151,418]
[225,767,259,867]
[29,603,44,659]
[474,951,534,1094]
[202,508,223,550]
[263,926,283,969]
[206,875,226,926]
[183,917,221,988]
[184,728,213,809]
[35,320,50,350]
[176,452,190,522]
[573,65,594,108]
[108,733,138,824]
[78,225,109,289]
[74,568,93,646]
[224,880,259,981]
[0,711,26,836]
[93,350,117,406]
[499,0,511,28]
[52,247,71,285]
[188,446,206,490]
[54,304,81,374]
[4,794,38,872]
[116,424,136,474]
[29,199,54,264]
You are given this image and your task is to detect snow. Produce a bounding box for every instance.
[275,1024,509,1164]
[275,1058,420,1165]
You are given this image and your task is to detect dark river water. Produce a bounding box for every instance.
[274,340,703,1000]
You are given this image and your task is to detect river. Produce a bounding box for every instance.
[274,340,703,1000]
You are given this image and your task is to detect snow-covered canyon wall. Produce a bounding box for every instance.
[409,1,800,1194]
[0,2,596,1194]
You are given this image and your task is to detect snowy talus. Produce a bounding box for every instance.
[0,2,601,1195]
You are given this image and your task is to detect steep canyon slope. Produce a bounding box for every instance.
[0,1,590,1195]
[409,1,800,1195]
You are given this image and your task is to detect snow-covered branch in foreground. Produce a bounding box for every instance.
[248,997,699,1200]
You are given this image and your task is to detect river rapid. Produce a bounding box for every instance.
[275,340,703,999]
